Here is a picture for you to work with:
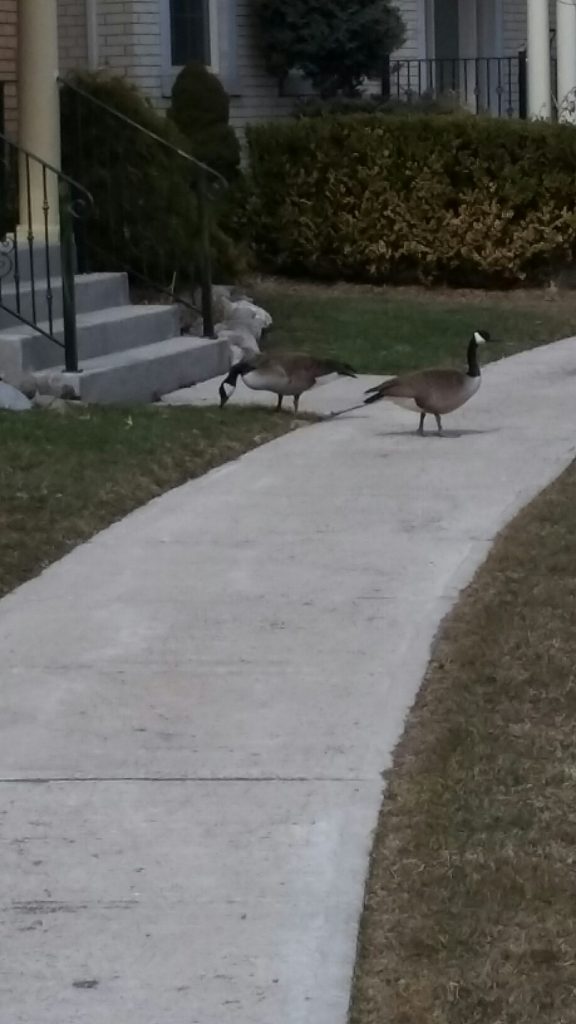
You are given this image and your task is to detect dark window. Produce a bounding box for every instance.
[170,0,210,66]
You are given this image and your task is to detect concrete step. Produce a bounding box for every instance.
[0,240,63,284]
[0,272,130,330]
[0,303,182,381]
[33,335,229,404]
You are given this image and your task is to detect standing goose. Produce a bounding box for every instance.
[363,330,496,435]
[219,351,357,414]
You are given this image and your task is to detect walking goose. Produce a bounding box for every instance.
[219,351,357,414]
[363,330,496,434]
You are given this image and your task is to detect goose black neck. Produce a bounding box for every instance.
[467,338,481,378]
[225,362,247,386]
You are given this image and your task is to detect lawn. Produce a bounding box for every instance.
[350,460,576,1024]
[0,405,293,599]
[3,280,574,602]
[254,278,576,373]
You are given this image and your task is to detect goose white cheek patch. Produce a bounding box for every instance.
[474,331,487,344]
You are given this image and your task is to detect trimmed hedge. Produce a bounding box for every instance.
[294,95,466,118]
[246,115,576,286]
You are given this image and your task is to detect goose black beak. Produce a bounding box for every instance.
[219,382,230,408]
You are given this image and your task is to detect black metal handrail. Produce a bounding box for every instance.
[0,130,93,372]
[384,56,523,118]
[59,76,226,337]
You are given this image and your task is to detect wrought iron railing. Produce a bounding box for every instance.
[383,57,524,118]
[0,131,93,372]
[59,77,227,337]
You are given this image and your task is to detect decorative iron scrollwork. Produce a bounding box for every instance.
[0,234,15,281]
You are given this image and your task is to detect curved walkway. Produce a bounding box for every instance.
[1,338,575,1024]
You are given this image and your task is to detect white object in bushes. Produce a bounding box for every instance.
[0,380,32,412]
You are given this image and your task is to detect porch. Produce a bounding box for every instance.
[0,0,225,404]
[385,0,573,121]
[382,54,530,118]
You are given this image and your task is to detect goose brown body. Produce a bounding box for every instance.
[366,368,481,415]
[220,351,357,413]
[364,330,495,434]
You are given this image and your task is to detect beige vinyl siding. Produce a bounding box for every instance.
[392,0,426,59]
[228,0,298,128]
[502,0,556,57]
[502,0,526,55]
[383,0,427,102]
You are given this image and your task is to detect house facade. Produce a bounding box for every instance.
[0,0,296,137]
[0,1,573,149]
[0,1,557,141]
[395,0,531,65]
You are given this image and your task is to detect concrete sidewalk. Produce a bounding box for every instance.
[1,338,575,1024]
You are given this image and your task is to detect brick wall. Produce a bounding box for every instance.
[0,0,90,138]
[98,0,164,101]
[0,0,17,136]
[57,0,88,71]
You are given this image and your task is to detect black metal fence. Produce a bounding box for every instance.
[382,56,525,118]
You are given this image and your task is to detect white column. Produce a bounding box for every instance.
[18,0,61,231]
[527,0,552,119]
[557,0,576,122]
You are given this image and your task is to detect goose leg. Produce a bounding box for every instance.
[293,394,300,416]
[418,412,426,436]
[275,394,283,412]
[434,413,443,435]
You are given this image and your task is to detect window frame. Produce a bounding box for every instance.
[160,0,221,96]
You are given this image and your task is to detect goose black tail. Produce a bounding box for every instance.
[364,389,385,405]
[363,379,395,405]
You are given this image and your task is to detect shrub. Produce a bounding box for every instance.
[246,114,576,286]
[255,0,405,97]
[60,71,240,289]
[169,63,240,181]
[295,94,467,118]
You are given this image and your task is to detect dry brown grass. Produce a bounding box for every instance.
[350,461,576,1024]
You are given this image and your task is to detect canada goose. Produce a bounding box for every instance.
[363,330,497,435]
[219,351,357,414]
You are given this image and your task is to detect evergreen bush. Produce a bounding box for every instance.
[246,114,576,286]
[169,63,240,181]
